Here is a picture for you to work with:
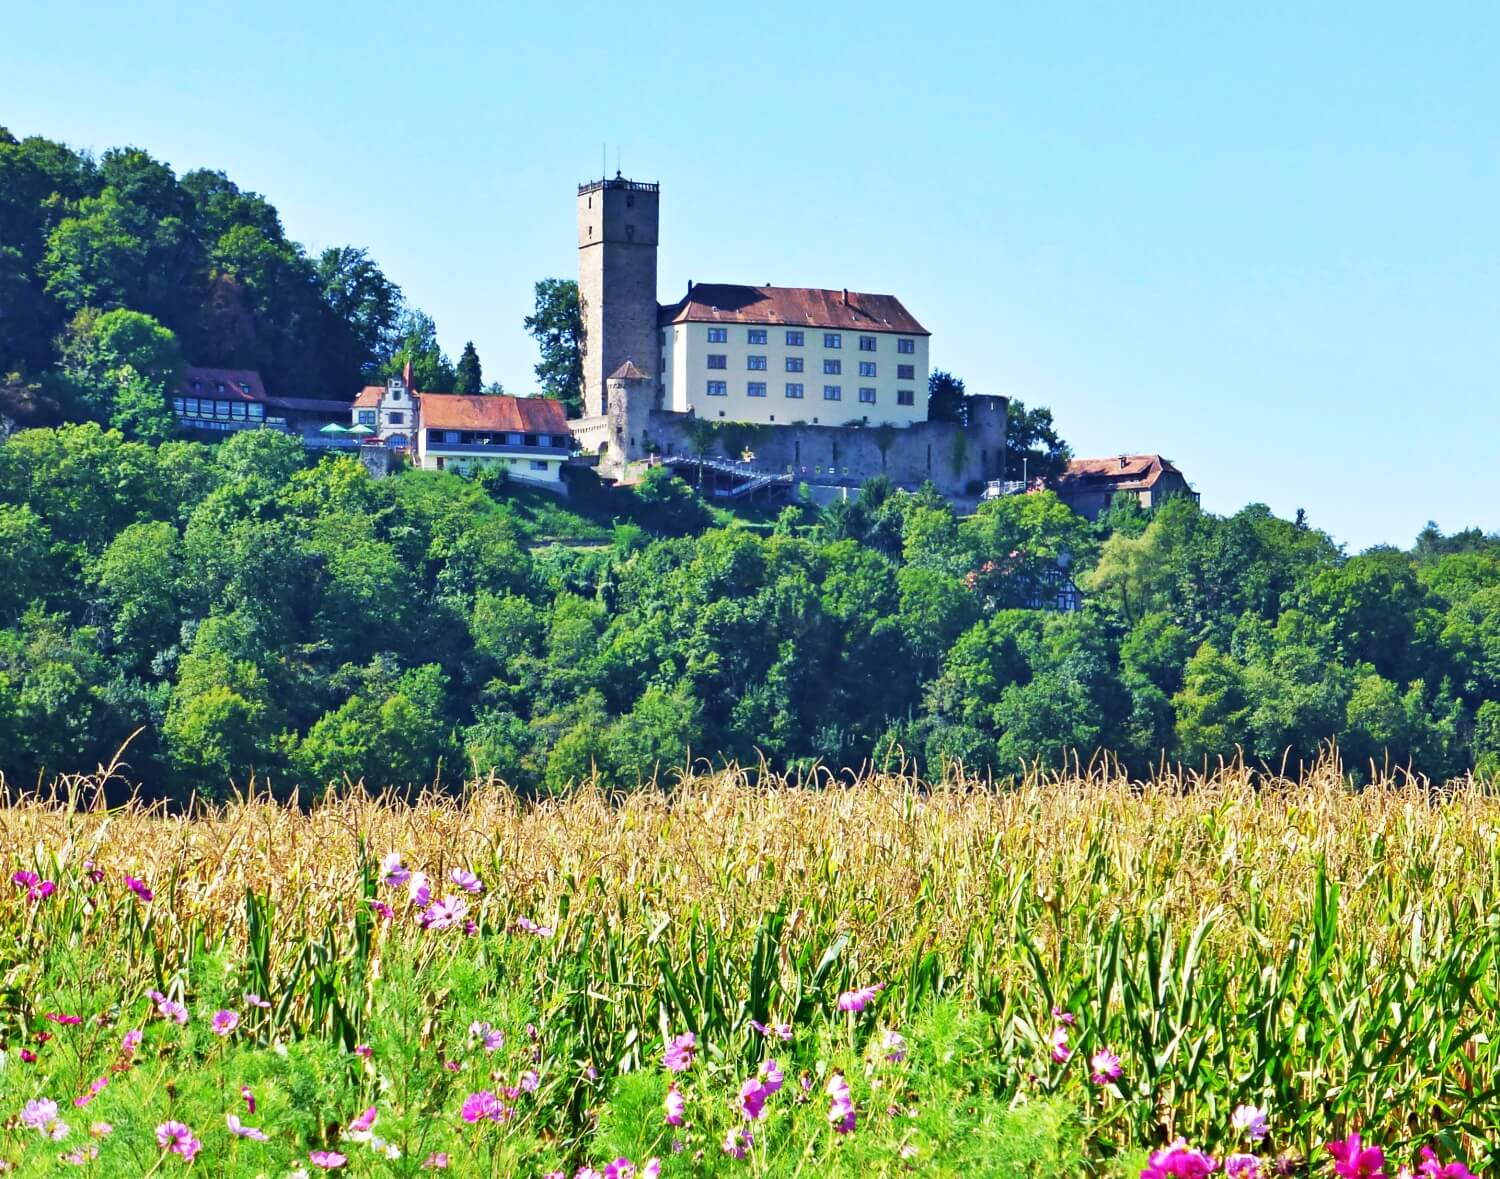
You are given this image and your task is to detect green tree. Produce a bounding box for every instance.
[523,278,584,415]
[384,308,456,392]
[926,369,966,424]
[1005,398,1071,483]
[455,341,483,394]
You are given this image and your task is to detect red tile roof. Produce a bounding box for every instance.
[659,284,929,335]
[181,367,267,402]
[418,393,570,435]
[353,386,383,408]
[1057,455,1184,492]
[608,361,651,380]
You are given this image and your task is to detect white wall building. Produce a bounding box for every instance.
[412,393,570,484]
[352,375,418,448]
[657,284,930,428]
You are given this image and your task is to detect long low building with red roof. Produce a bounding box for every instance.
[1054,454,1198,520]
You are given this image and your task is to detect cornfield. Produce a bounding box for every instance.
[1,759,1497,1176]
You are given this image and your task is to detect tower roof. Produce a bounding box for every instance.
[607,361,651,381]
[659,284,929,335]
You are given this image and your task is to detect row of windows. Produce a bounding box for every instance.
[706,356,916,378]
[706,382,915,406]
[172,398,265,421]
[702,327,916,353]
[356,409,405,426]
[187,379,255,397]
[426,430,559,447]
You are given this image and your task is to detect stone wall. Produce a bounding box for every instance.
[578,181,660,417]
[634,394,1007,496]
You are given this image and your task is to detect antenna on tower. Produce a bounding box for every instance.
[601,142,606,180]
[615,143,620,177]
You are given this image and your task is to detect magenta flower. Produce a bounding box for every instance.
[61,1145,98,1165]
[664,1083,685,1126]
[81,859,104,883]
[244,992,272,1010]
[1049,1024,1071,1063]
[347,1106,378,1135]
[758,1058,784,1094]
[124,875,154,903]
[1090,1047,1121,1084]
[12,870,55,902]
[72,1077,108,1107]
[519,1069,540,1093]
[1051,1006,1076,1026]
[227,1114,269,1141]
[826,1071,856,1134]
[155,1121,201,1161]
[460,1090,514,1123]
[212,1009,240,1037]
[370,900,395,920]
[1141,1139,1219,1178]
[1328,1132,1387,1179]
[1417,1146,1478,1179]
[353,1043,373,1059]
[835,983,883,1013]
[516,915,554,937]
[880,1030,907,1064]
[749,1018,793,1040]
[407,871,432,907]
[310,1150,347,1169]
[722,1126,753,1159]
[641,1162,660,1179]
[449,867,482,894]
[147,991,189,1025]
[662,1031,696,1072]
[422,1153,450,1170]
[44,1012,82,1025]
[468,1021,505,1052]
[603,1160,636,1179]
[19,1048,37,1062]
[88,1122,112,1138]
[1225,1155,1262,1178]
[121,1028,143,1052]
[379,852,410,887]
[21,1098,60,1131]
[738,1076,769,1121]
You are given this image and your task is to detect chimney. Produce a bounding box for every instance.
[687,279,694,294]
[1118,455,1128,469]
[842,288,849,305]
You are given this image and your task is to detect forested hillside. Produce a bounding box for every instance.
[2,422,1498,799]
[0,127,468,439]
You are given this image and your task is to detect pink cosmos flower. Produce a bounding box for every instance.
[664,1083,685,1126]
[722,1126,753,1159]
[21,1098,60,1132]
[641,1162,660,1179]
[1416,1147,1478,1179]
[449,868,482,894]
[1049,1025,1071,1063]
[1051,1006,1076,1026]
[73,1077,108,1107]
[122,1028,143,1052]
[421,895,469,931]
[379,853,410,887]
[61,1145,98,1165]
[347,1106,378,1135]
[1226,1155,1262,1178]
[422,1154,450,1170]
[1231,1105,1269,1143]
[460,1090,514,1123]
[748,1019,793,1040]
[353,1044,373,1058]
[241,1084,256,1114]
[124,875,154,902]
[407,871,432,907]
[310,1150,347,1169]
[89,1121,112,1138]
[20,1048,37,1062]
[881,1030,907,1064]
[603,1160,636,1179]
[156,1121,201,1161]
[520,1069,540,1093]
[227,1114,269,1141]
[738,1076,768,1120]
[1328,1132,1387,1179]
[244,993,272,1009]
[835,983,883,1013]
[82,859,104,883]
[44,1012,82,1025]
[147,991,189,1025]
[212,1009,240,1036]
[1090,1048,1122,1084]
[469,1021,505,1052]
[1141,1139,1218,1178]
[662,1032,696,1072]
[516,916,554,937]
[826,1071,856,1134]
[370,900,395,920]
[12,870,55,902]
[758,1058,784,1094]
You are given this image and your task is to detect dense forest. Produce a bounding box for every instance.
[1,421,1498,799]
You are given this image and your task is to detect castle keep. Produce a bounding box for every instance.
[570,175,1006,498]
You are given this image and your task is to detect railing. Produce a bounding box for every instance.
[577,176,659,195]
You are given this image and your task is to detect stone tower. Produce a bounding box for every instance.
[577,174,660,418]
[604,361,654,474]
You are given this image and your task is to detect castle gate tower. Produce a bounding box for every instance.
[577,174,659,417]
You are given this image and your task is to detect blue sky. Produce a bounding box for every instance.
[9,0,1498,550]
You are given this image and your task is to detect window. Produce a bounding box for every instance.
[747,328,767,344]
[747,355,767,370]
[231,401,247,419]
[215,400,231,417]
[897,389,915,406]
[240,382,252,395]
[785,330,804,346]
[859,336,877,351]
[859,387,877,404]
[747,381,767,397]
[185,398,200,416]
[388,411,405,425]
[859,361,877,377]
[897,338,915,354]
[171,397,185,413]
[898,364,915,380]
[507,432,523,445]
[785,356,804,373]
[357,410,377,426]
[784,383,804,399]
[524,434,538,446]
[248,403,264,420]
[706,381,728,396]
[823,385,842,401]
[447,430,462,444]
[824,333,841,348]
[529,460,548,471]
[707,354,727,369]
[535,434,551,448]
[215,382,226,394]
[707,327,728,343]
[823,359,841,375]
